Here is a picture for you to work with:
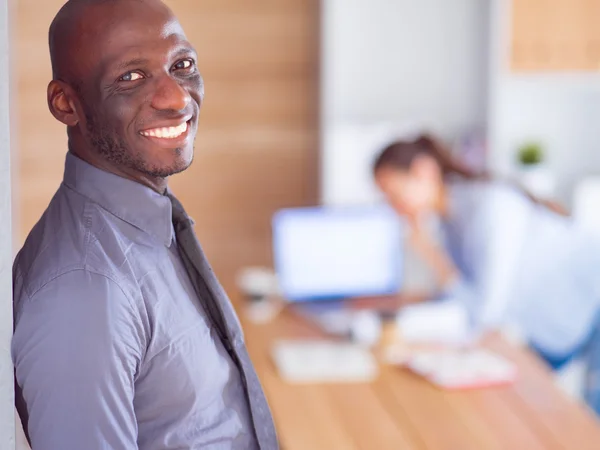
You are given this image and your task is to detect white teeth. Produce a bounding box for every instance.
[140,122,188,139]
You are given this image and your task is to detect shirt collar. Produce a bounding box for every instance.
[62,152,175,247]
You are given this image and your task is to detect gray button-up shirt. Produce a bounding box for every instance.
[13,153,276,449]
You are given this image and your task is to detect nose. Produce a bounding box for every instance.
[150,75,191,112]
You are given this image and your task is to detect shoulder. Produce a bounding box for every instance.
[443,180,536,254]
[12,268,147,369]
[484,181,530,208]
[13,268,136,328]
[14,184,144,301]
[448,180,531,222]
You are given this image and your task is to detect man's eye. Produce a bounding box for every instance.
[174,59,194,71]
[119,72,144,82]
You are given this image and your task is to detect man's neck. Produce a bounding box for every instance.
[68,148,168,194]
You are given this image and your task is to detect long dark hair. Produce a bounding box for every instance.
[373,134,567,215]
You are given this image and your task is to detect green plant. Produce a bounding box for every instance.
[517,142,544,166]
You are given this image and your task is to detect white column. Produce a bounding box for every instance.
[0,0,15,448]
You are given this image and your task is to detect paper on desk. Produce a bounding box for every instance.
[404,348,517,390]
[272,340,378,384]
[396,300,472,345]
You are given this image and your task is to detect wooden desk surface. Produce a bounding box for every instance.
[242,306,600,450]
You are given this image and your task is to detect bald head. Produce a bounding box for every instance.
[49,0,175,83]
[49,0,105,81]
[46,0,203,191]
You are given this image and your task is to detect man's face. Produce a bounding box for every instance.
[70,1,203,178]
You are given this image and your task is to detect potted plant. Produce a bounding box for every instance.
[518,142,544,166]
[516,141,555,198]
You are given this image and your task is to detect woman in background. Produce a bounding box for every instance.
[373,134,600,410]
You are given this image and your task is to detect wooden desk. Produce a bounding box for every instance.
[242,307,600,450]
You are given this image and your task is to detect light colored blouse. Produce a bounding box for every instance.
[441,180,600,358]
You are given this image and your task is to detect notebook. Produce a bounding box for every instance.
[272,206,403,302]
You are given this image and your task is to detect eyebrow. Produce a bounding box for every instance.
[113,57,150,73]
[170,44,198,60]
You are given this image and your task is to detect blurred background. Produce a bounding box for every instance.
[11,0,600,448]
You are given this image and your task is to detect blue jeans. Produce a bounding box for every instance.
[533,345,580,371]
[583,318,600,416]
[533,315,600,416]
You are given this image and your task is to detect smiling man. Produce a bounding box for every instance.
[11,1,278,449]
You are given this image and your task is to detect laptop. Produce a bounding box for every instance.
[272,205,404,302]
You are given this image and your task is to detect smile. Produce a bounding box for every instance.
[139,121,189,139]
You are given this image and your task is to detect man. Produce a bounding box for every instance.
[12,0,278,448]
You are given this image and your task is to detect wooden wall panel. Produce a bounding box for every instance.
[511,0,600,71]
[16,0,320,287]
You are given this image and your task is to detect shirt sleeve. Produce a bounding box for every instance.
[442,185,532,332]
[12,270,144,450]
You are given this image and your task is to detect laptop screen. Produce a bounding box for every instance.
[272,206,404,302]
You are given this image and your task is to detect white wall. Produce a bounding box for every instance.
[0,0,15,448]
[487,0,600,205]
[321,0,490,205]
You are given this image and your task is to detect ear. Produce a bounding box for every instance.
[411,154,441,183]
[47,80,80,127]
